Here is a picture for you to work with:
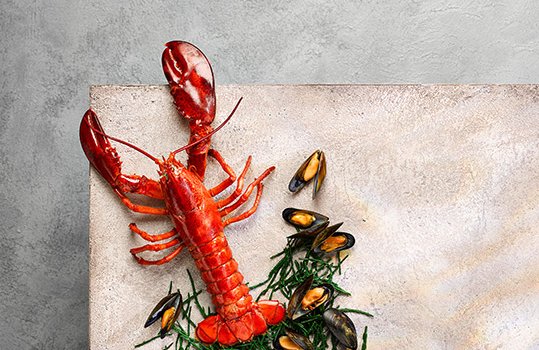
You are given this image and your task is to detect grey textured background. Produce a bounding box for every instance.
[0,0,537,349]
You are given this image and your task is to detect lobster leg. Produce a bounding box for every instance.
[132,246,184,266]
[223,184,264,226]
[219,166,275,217]
[130,238,184,265]
[130,238,181,254]
[208,149,237,196]
[216,157,252,208]
[80,109,167,215]
[116,193,168,215]
[129,223,177,242]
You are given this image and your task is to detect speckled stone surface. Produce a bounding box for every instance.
[89,85,538,349]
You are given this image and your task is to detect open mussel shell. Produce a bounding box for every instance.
[312,232,355,255]
[273,328,314,350]
[312,151,326,199]
[287,221,329,240]
[288,150,326,198]
[323,309,358,349]
[282,208,329,230]
[287,276,334,320]
[295,284,334,319]
[310,222,343,251]
[287,276,314,319]
[144,291,183,338]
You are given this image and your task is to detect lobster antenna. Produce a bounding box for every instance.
[84,117,159,163]
[171,97,243,157]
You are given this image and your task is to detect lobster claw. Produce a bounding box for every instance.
[80,109,122,189]
[80,109,165,204]
[162,41,216,125]
[162,41,218,180]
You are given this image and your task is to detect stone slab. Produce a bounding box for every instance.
[89,85,539,349]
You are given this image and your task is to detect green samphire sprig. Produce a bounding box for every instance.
[137,237,372,350]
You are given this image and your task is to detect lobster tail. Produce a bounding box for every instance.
[196,301,285,346]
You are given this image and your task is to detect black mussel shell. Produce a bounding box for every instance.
[293,283,334,319]
[287,221,329,240]
[287,276,314,319]
[289,150,326,197]
[287,276,334,320]
[282,208,329,229]
[312,151,326,199]
[144,291,183,338]
[313,232,355,255]
[323,309,358,349]
[273,328,314,350]
[311,222,343,252]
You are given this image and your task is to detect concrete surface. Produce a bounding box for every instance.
[1,0,538,349]
[89,85,538,349]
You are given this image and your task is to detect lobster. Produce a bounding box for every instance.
[80,41,285,346]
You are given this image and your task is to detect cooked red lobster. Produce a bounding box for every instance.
[80,41,285,346]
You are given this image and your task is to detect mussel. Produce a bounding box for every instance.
[323,309,358,349]
[289,150,326,199]
[287,221,329,240]
[144,291,183,338]
[287,276,334,320]
[273,328,314,350]
[317,233,355,253]
[282,208,329,230]
[311,223,354,255]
